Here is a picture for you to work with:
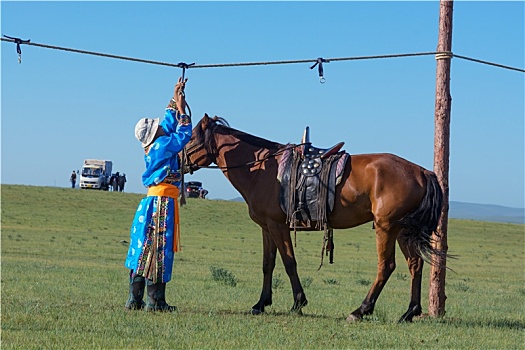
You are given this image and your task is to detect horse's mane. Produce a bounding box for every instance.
[197,116,283,153]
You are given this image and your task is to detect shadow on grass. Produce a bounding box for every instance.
[178,307,339,320]
[450,318,523,330]
[417,315,524,331]
[182,308,525,329]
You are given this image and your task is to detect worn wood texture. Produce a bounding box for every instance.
[430,0,454,317]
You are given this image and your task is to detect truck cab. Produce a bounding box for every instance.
[80,159,112,190]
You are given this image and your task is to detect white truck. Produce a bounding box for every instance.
[79,159,113,190]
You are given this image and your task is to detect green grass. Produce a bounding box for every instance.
[1,184,524,349]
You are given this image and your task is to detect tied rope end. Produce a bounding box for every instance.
[175,64,194,117]
[310,57,330,83]
[177,61,196,81]
[179,148,188,207]
[3,35,30,64]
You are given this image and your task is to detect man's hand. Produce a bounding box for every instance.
[173,77,188,115]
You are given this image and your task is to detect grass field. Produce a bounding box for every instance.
[1,184,524,349]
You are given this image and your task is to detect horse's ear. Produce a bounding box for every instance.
[213,115,219,121]
[202,113,211,130]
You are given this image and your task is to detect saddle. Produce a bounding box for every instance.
[278,126,349,231]
[278,127,349,267]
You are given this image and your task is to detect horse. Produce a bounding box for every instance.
[183,114,443,322]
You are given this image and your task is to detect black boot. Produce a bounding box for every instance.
[125,275,146,310]
[145,282,177,312]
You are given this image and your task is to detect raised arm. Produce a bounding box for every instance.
[163,77,189,134]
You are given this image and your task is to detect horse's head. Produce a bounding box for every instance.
[181,113,229,173]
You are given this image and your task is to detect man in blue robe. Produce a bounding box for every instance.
[124,78,192,312]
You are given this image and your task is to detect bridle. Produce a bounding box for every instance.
[180,140,213,174]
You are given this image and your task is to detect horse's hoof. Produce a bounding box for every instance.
[398,305,421,323]
[398,314,414,323]
[346,314,362,322]
[290,308,303,316]
[251,308,263,315]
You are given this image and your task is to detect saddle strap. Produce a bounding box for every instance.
[318,227,334,270]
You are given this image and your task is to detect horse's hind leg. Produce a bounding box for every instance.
[251,228,277,315]
[347,224,398,322]
[397,237,424,322]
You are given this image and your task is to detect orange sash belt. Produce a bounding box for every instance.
[147,183,181,252]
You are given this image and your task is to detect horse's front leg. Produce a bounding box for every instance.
[269,222,307,314]
[251,228,277,315]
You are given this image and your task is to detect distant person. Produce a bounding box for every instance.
[114,172,120,192]
[70,171,77,189]
[124,77,191,312]
[109,174,117,191]
[199,187,208,199]
[118,173,127,192]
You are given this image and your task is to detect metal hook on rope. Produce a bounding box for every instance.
[310,57,330,83]
[3,35,31,63]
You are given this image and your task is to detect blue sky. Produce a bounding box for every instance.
[1,1,524,208]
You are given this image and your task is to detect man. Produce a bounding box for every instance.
[199,187,209,199]
[114,172,121,192]
[124,78,191,312]
[109,174,117,191]
[70,171,77,189]
[117,173,127,192]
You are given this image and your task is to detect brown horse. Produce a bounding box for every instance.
[183,114,443,322]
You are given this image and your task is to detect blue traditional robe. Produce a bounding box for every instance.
[125,109,191,283]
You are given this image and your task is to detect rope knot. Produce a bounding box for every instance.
[435,51,453,60]
[4,35,30,63]
[176,62,196,69]
[310,57,330,83]
[176,61,196,80]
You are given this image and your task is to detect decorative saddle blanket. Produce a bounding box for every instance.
[278,144,349,231]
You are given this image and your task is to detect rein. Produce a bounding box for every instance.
[184,142,309,171]
[176,62,195,118]
[176,63,194,206]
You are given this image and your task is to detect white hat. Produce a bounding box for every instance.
[134,117,160,148]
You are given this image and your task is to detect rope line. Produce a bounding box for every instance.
[1,36,524,73]
[453,54,525,73]
[186,52,442,68]
[1,37,182,68]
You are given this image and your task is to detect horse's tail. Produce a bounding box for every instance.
[398,170,445,265]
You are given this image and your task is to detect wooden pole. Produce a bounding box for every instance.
[429,0,454,317]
